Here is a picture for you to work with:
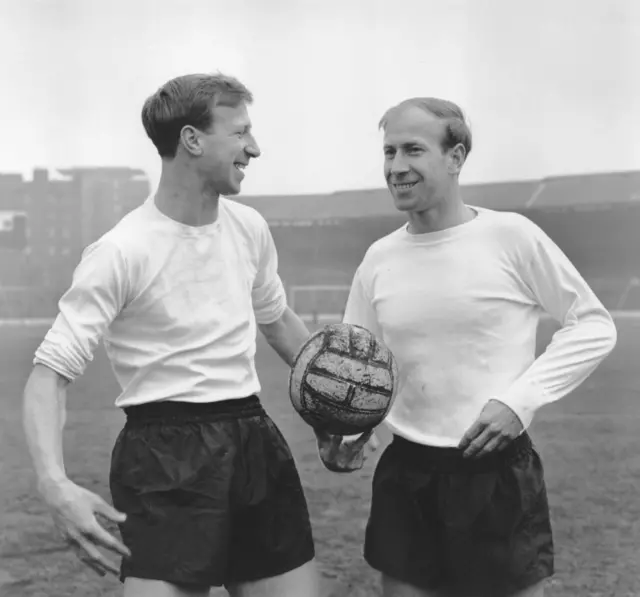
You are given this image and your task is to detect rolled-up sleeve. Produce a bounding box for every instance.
[33,239,130,382]
[251,218,287,325]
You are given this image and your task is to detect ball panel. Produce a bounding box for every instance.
[301,389,385,435]
[304,373,351,404]
[289,333,326,410]
[350,326,374,361]
[311,352,394,393]
[325,324,351,354]
[349,386,394,411]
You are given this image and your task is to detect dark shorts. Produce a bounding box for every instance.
[109,396,315,589]
[365,432,554,597]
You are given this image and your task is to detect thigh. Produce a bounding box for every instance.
[123,578,209,597]
[364,444,444,591]
[110,419,236,587]
[226,414,316,586]
[512,580,546,597]
[442,445,554,595]
[228,560,320,597]
[382,573,444,597]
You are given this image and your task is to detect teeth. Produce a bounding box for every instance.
[395,182,416,189]
[235,164,245,170]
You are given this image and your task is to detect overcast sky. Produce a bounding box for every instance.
[1,0,638,196]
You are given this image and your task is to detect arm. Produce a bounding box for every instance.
[23,365,70,492]
[22,239,131,575]
[493,222,617,429]
[460,219,617,458]
[259,306,310,367]
[251,216,311,364]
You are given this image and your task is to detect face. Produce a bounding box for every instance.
[382,106,462,213]
[182,102,260,196]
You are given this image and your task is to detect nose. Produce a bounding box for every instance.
[245,134,261,159]
[389,152,410,175]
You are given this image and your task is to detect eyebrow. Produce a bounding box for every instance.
[383,141,426,150]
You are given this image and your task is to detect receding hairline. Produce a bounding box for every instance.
[378,98,466,130]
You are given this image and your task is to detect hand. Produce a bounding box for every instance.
[458,399,524,459]
[315,428,380,473]
[39,478,131,577]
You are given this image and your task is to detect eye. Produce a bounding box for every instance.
[407,147,423,155]
[383,149,395,158]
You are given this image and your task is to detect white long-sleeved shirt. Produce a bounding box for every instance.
[33,196,287,407]
[343,206,617,447]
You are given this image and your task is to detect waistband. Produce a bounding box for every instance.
[122,395,263,425]
[390,431,533,474]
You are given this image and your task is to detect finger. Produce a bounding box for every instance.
[93,498,127,524]
[458,420,486,451]
[87,521,131,558]
[462,427,494,459]
[470,433,505,459]
[75,535,121,577]
[350,429,374,451]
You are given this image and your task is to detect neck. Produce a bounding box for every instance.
[154,161,220,227]
[406,187,474,234]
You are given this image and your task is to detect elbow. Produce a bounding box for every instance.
[603,314,618,356]
[589,308,618,358]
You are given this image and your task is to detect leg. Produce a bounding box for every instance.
[227,560,320,597]
[382,574,545,597]
[441,436,554,596]
[124,578,209,597]
[382,573,442,597]
[225,414,317,597]
[109,405,240,589]
[363,440,445,593]
[512,580,546,597]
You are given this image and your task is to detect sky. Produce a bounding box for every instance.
[0,0,638,196]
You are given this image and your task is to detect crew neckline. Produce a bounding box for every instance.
[401,206,485,244]
[146,196,223,236]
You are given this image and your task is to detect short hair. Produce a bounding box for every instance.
[142,73,254,158]
[378,97,472,157]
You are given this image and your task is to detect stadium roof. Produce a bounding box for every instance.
[236,170,640,221]
[235,180,541,221]
[531,170,640,210]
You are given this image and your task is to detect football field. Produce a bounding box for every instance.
[1,317,639,596]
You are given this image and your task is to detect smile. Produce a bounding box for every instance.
[393,182,417,190]
[234,163,246,171]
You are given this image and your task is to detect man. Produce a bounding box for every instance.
[22,73,321,597]
[321,98,618,597]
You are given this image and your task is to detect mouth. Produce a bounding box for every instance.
[234,162,247,172]
[392,181,418,191]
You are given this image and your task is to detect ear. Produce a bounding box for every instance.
[448,143,466,175]
[179,125,203,157]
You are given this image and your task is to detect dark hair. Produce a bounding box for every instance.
[379,97,472,157]
[141,73,254,158]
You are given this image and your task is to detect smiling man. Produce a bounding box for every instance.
[22,73,320,597]
[319,97,618,597]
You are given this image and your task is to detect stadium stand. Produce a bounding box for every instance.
[237,170,640,315]
[0,168,638,318]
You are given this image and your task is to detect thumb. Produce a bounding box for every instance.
[93,496,127,523]
[351,429,375,451]
[368,431,381,451]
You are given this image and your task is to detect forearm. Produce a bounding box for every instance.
[497,309,617,427]
[259,307,311,368]
[23,364,71,491]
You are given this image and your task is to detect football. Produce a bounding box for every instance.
[289,322,398,435]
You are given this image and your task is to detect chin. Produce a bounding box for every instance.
[392,196,417,212]
[220,181,242,196]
